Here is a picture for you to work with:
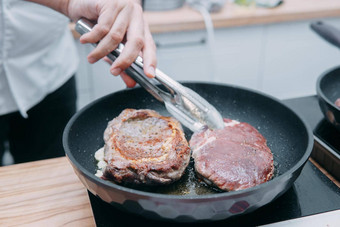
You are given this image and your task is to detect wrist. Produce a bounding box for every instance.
[60,0,71,17]
[25,0,71,17]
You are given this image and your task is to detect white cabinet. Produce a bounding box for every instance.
[74,17,340,109]
[154,25,263,89]
[260,18,340,99]
[213,25,264,89]
[154,18,340,99]
[154,30,211,82]
[74,43,126,109]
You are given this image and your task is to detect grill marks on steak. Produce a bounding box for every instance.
[102,109,191,185]
[116,117,172,160]
[190,119,274,191]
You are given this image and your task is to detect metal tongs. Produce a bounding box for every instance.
[75,19,224,132]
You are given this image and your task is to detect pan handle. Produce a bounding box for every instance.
[310,21,340,49]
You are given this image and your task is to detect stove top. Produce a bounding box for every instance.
[314,119,340,155]
[88,96,340,226]
[284,96,340,180]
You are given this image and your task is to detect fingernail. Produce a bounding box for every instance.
[88,57,96,64]
[111,68,122,76]
[147,66,155,78]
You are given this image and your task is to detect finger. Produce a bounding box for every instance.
[142,21,157,78]
[79,0,125,44]
[120,72,136,88]
[87,5,132,64]
[103,57,113,65]
[79,9,117,45]
[110,6,144,73]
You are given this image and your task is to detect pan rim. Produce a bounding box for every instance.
[63,81,313,200]
[316,65,340,110]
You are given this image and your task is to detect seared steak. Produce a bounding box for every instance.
[190,119,274,191]
[102,109,191,185]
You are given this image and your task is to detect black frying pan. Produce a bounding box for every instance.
[63,82,313,222]
[311,21,340,131]
[316,66,340,131]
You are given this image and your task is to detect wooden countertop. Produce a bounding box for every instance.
[144,0,340,33]
[0,157,95,226]
[0,156,338,226]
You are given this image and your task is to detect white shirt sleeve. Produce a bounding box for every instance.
[0,0,79,117]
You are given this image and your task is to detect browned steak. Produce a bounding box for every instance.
[190,118,274,191]
[102,109,191,185]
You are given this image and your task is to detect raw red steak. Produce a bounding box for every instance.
[102,109,191,186]
[190,119,274,191]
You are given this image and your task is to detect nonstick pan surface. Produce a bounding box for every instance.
[316,66,340,131]
[63,82,313,222]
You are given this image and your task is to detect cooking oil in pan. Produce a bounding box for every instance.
[151,158,221,195]
[94,149,278,196]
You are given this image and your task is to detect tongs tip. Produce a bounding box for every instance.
[204,110,225,130]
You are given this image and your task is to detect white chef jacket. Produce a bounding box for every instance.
[0,0,79,117]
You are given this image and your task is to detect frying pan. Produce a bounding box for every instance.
[63,82,313,222]
[310,21,340,131]
[316,66,340,131]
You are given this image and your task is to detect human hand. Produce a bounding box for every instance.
[100,18,156,88]
[27,0,156,87]
[69,0,156,80]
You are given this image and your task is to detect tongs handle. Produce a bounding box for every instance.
[76,19,168,103]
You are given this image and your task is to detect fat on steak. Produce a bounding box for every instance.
[102,109,191,185]
[190,119,274,191]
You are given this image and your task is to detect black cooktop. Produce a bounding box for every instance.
[88,96,340,226]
